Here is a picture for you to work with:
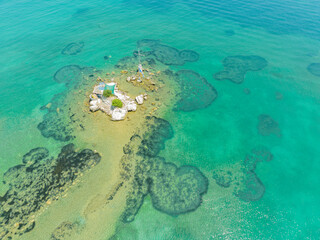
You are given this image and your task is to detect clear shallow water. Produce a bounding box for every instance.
[1,0,320,239]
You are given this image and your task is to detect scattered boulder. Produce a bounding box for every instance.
[127,101,137,112]
[214,55,268,84]
[135,95,144,105]
[111,108,127,121]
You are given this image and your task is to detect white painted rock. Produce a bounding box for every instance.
[111,108,127,121]
[135,95,144,105]
[89,104,99,112]
[127,101,137,112]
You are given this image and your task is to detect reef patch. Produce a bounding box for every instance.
[213,55,268,84]
[61,42,84,56]
[137,39,199,65]
[51,221,80,240]
[174,70,218,111]
[212,146,272,202]
[39,65,96,141]
[53,65,84,84]
[257,114,281,137]
[0,144,101,239]
[119,116,208,222]
[307,63,320,77]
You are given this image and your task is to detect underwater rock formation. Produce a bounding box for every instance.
[38,93,75,142]
[61,42,84,55]
[174,70,218,112]
[53,65,83,84]
[244,146,273,171]
[149,162,208,216]
[214,55,268,84]
[234,171,265,202]
[257,114,281,137]
[212,169,233,188]
[39,65,96,141]
[0,144,101,239]
[137,116,174,157]
[51,221,79,240]
[22,147,49,166]
[137,39,199,65]
[307,63,320,77]
[120,116,208,222]
[212,147,272,202]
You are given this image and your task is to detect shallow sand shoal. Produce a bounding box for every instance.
[19,65,178,240]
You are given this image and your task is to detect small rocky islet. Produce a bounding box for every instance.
[1,40,217,238]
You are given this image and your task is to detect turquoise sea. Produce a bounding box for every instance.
[1,0,320,239]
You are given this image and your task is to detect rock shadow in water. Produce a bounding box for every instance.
[213,55,268,84]
[137,39,199,65]
[212,146,272,202]
[0,145,101,239]
[61,42,84,56]
[307,63,320,77]
[119,117,208,222]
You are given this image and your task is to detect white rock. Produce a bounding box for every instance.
[127,77,131,82]
[111,108,127,121]
[127,101,137,112]
[89,104,99,112]
[135,95,144,105]
[90,99,98,106]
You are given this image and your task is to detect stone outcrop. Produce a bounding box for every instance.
[89,86,139,121]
